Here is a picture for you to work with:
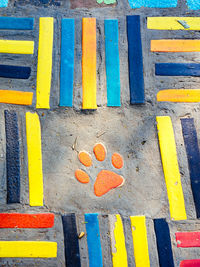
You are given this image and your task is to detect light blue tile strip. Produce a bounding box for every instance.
[186,0,200,10]
[105,19,121,107]
[0,0,8,7]
[60,18,75,107]
[128,0,178,8]
[85,213,103,267]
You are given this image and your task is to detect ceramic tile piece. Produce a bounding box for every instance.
[85,213,103,267]
[155,63,200,76]
[0,213,54,228]
[62,214,81,267]
[156,116,187,220]
[0,17,34,30]
[154,219,174,267]
[181,118,200,218]
[147,17,200,30]
[128,0,177,8]
[105,19,121,107]
[0,65,31,79]
[0,241,57,257]
[130,216,150,267]
[36,17,54,109]
[0,0,8,7]
[26,112,43,207]
[0,40,34,54]
[157,89,200,102]
[151,40,200,52]
[4,110,20,204]
[0,91,33,105]
[180,259,200,266]
[186,0,200,10]
[60,19,75,107]
[176,232,200,247]
[127,16,145,104]
[82,18,97,110]
[109,214,128,267]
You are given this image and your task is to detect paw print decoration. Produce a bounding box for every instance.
[75,143,125,197]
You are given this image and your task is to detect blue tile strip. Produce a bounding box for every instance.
[155,63,200,77]
[4,110,20,204]
[85,213,103,267]
[0,17,34,30]
[181,118,200,218]
[186,0,200,10]
[105,19,121,107]
[154,219,174,267]
[127,15,145,104]
[128,0,178,8]
[0,0,8,7]
[60,18,75,107]
[62,214,81,267]
[0,65,31,79]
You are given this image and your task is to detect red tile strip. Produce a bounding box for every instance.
[176,232,200,247]
[0,213,54,228]
[180,259,200,267]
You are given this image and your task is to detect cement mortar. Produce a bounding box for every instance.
[0,0,199,265]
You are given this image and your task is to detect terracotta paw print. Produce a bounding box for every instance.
[75,143,125,197]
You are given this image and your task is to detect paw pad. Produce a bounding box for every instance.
[78,151,92,167]
[75,143,125,197]
[75,169,90,184]
[93,143,106,161]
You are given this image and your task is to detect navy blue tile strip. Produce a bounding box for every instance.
[127,15,145,104]
[181,118,200,218]
[62,214,81,267]
[0,65,31,79]
[0,17,34,30]
[156,63,200,77]
[154,219,174,267]
[4,110,20,204]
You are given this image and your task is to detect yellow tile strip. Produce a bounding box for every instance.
[156,116,187,220]
[26,112,43,206]
[147,17,200,30]
[36,17,54,109]
[109,214,128,267]
[0,241,57,258]
[0,40,34,54]
[130,216,150,267]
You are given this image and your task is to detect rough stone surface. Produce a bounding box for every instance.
[70,0,116,9]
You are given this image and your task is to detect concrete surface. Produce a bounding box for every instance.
[0,0,200,265]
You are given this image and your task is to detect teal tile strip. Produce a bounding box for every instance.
[186,0,200,10]
[0,0,8,7]
[105,19,121,107]
[128,0,177,8]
